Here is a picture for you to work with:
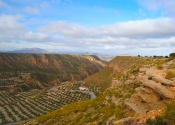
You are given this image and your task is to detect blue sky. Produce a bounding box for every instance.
[1,0,175,56]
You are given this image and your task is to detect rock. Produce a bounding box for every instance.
[139,67,148,73]
[124,80,134,85]
[153,76,175,86]
[106,116,116,125]
[124,94,150,114]
[132,67,139,73]
[145,66,175,86]
[140,76,175,99]
[130,75,136,79]
[111,79,122,87]
[114,117,133,125]
[135,87,165,109]
[111,96,120,106]
[146,67,158,77]
[135,87,160,103]
[124,86,167,114]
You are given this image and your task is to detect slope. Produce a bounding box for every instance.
[0,53,106,92]
[21,56,175,125]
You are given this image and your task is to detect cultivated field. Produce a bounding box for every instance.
[0,82,92,124]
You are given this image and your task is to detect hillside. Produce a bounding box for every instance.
[0,53,106,93]
[21,56,175,125]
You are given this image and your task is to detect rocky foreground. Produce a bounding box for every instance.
[113,58,175,124]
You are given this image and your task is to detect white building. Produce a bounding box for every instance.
[79,86,89,91]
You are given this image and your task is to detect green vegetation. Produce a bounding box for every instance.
[110,56,168,74]
[2,55,174,125]
[165,71,175,79]
[35,85,137,125]
[157,64,163,70]
[31,72,56,83]
[84,67,113,94]
[169,53,175,60]
[35,61,142,125]
[0,82,92,124]
[0,53,106,92]
[147,102,175,125]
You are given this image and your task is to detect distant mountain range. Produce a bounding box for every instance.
[1,48,121,61]
[10,48,49,53]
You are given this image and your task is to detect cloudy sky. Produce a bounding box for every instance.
[1,0,175,55]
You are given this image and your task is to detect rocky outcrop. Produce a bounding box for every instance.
[124,85,168,114]
[124,61,175,115]
[125,94,150,114]
[146,67,175,86]
[139,76,174,99]
[135,87,161,104]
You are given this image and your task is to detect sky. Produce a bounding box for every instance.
[1,0,175,56]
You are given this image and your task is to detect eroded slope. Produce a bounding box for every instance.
[0,53,106,92]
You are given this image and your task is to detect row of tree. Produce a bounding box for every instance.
[137,53,175,59]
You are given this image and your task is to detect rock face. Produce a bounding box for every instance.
[146,67,175,86]
[124,86,165,114]
[125,65,175,114]
[140,76,174,99]
[0,53,106,89]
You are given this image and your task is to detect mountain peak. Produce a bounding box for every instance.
[11,48,49,53]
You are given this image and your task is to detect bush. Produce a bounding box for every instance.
[147,116,166,125]
[153,55,157,58]
[169,53,175,60]
[147,102,175,125]
[165,71,175,79]
[157,65,163,70]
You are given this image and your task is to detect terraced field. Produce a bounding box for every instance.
[0,82,92,124]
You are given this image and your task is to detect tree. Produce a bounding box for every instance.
[169,53,175,59]
[153,55,157,58]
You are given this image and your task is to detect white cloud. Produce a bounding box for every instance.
[0,15,26,42]
[25,7,40,15]
[1,14,175,55]
[39,18,175,38]
[0,15,49,43]
[100,18,175,38]
[137,0,175,16]
[38,22,99,37]
[36,18,175,54]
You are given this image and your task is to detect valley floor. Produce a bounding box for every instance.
[0,82,94,125]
